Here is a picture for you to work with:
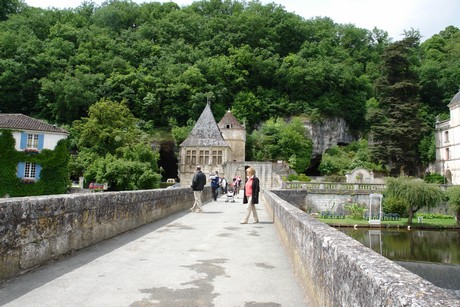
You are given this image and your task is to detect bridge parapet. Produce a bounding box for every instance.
[0,187,212,281]
[262,189,459,306]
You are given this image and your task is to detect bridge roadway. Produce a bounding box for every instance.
[0,191,310,307]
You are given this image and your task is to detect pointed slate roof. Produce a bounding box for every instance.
[218,110,245,130]
[180,103,229,147]
[0,113,68,134]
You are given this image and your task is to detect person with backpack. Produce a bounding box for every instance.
[209,171,220,201]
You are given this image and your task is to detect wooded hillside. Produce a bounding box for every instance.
[1,0,459,175]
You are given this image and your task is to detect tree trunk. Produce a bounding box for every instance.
[407,210,414,225]
[456,210,460,225]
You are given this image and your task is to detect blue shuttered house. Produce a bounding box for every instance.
[0,114,68,184]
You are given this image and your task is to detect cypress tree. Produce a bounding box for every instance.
[370,32,425,176]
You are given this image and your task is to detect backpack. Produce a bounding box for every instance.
[212,176,219,187]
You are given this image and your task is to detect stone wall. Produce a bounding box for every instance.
[274,188,455,216]
[0,187,212,281]
[262,190,459,306]
[224,161,290,190]
[272,189,371,214]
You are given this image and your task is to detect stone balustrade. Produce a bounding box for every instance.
[284,181,386,192]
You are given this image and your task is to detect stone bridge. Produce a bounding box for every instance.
[0,187,458,306]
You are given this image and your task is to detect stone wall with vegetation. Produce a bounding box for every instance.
[272,188,371,214]
[0,187,211,281]
[262,190,460,306]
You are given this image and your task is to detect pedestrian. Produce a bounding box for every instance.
[240,167,260,224]
[209,171,220,201]
[220,176,227,194]
[234,175,241,197]
[190,165,207,213]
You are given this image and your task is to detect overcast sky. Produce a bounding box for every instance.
[24,0,460,41]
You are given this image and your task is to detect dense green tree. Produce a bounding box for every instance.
[419,26,460,115]
[248,117,312,173]
[0,0,21,21]
[369,32,425,176]
[319,139,384,175]
[3,0,458,179]
[73,99,143,155]
[385,176,444,225]
[71,99,160,190]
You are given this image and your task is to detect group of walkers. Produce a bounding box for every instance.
[208,171,242,201]
[190,166,259,224]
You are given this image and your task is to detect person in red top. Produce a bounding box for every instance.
[240,167,260,224]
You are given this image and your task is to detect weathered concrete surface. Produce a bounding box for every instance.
[0,192,309,306]
[262,190,460,307]
[0,187,212,281]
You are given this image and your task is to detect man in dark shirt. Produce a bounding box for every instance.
[190,165,207,212]
[209,171,220,201]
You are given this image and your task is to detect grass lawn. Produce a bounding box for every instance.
[317,216,459,229]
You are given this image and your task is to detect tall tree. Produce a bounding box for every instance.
[248,117,312,173]
[370,31,425,176]
[0,0,21,21]
[71,99,161,190]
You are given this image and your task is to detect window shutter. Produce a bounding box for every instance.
[17,162,25,178]
[38,134,44,150]
[35,164,42,179]
[20,133,27,149]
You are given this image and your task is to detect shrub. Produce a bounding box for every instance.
[383,195,408,217]
[345,203,367,220]
[424,173,446,184]
[298,174,311,182]
[286,173,298,181]
[416,213,454,220]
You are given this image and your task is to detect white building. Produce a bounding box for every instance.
[435,90,460,184]
[0,113,68,182]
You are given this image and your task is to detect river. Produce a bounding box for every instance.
[337,228,460,298]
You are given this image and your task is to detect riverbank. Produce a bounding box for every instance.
[317,216,460,229]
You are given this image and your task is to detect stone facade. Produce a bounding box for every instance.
[218,110,246,162]
[345,167,379,184]
[179,103,245,186]
[435,90,460,184]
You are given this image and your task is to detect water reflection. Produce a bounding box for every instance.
[338,228,460,265]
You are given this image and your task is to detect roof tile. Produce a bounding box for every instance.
[180,104,228,147]
[0,114,68,134]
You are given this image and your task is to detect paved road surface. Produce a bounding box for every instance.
[0,191,310,307]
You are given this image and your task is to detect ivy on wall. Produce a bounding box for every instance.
[0,130,70,197]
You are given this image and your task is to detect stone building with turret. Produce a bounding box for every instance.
[217,110,246,162]
[179,103,246,185]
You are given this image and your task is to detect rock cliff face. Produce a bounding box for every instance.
[304,117,356,157]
